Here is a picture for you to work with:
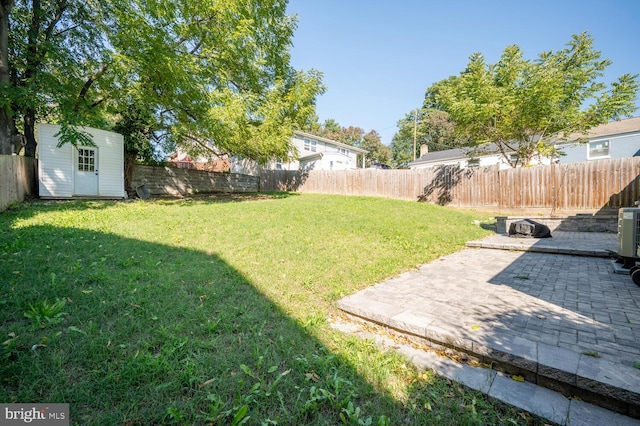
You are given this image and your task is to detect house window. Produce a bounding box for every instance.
[588,140,610,159]
[467,159,480,167]
[338,148,348,155]
[303,138,317,152]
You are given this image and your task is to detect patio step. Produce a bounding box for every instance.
[335,305,640,420]
[464,232,617,258]
[336,232,639,422]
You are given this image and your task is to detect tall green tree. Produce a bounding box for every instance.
[0,0,113,156]
[0,0,16,155]
[0,0,325,163]
[360,130,391,167]
[430,32,639,167]
[390,108,464,168]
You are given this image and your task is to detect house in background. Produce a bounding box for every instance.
[408,143,552,170]
[38,123,125,199]
[556,116,640,163]
[167,150,230,172]
[231,130,367,175]
[408,116,640,170]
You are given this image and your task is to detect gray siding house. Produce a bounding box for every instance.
[408,116,640,169]
[557,116,640,163]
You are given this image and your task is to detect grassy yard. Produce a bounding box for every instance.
[1,194,544,425]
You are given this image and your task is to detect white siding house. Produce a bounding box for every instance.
[408,143,551,170]
[231,131,367,174]
[38,124,125,199]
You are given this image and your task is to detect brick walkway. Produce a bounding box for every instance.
[337,231,640,420]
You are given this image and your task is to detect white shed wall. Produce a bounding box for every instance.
[93,127,125,197]
[38,123,125,198]
[38,124,74,197]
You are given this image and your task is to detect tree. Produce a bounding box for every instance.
[113,104,155,194]
[0,0,113,155]
[0,0,325,163]
[0,0,16,155]
[360,130,391,167]
[389,108,465,168]
[430,32,639,167]
[109,0,325,164]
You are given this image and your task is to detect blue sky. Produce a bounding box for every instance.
[286,0,640,145]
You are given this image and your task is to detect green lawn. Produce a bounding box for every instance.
[0,194,543,425]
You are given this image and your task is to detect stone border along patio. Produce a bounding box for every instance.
[495,214,619,234]
[335,227,640,425]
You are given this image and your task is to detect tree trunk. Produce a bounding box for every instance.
[0,0,14,155]
[23,108,37,157]
[124,151,137,196]
[0,108,13,155]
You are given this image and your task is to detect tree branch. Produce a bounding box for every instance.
[44,0,67,46]
[90,98,104,108]
[78,63,108,101]
[54,24,79,38]
[184,134,228,158]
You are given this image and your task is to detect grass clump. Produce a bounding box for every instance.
[24,296,67,329]
[0,194,544,424]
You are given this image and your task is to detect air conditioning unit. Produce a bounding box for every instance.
[618,207,640,259]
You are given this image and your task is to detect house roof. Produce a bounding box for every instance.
[409,143,516,166]
[409,116,640,166]
[299,152,323,162]
[565,116,640,140]
[294,130,368,154]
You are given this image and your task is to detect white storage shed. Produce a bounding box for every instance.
[38,123,125,199]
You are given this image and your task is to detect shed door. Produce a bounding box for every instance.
[75,147,99,196]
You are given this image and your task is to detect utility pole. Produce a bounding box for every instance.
[413,109,418,161]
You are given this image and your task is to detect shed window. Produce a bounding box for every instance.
[78,148,95,172]
[588,140,610,159]
[467,159,480,168]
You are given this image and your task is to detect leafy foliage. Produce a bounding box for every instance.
[427,32,639,167]
[0,0,325,162]
[390,109,466,168]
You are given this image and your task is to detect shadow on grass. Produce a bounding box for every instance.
[0,219,404,424]
[0,198,118,221]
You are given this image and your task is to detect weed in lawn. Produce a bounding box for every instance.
[24,298,67,329]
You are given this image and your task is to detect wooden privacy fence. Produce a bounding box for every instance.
[1,155,37,211]
[259,157,640,212]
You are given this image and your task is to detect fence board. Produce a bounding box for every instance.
[0,155,37,211]
[260,157,640,212]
